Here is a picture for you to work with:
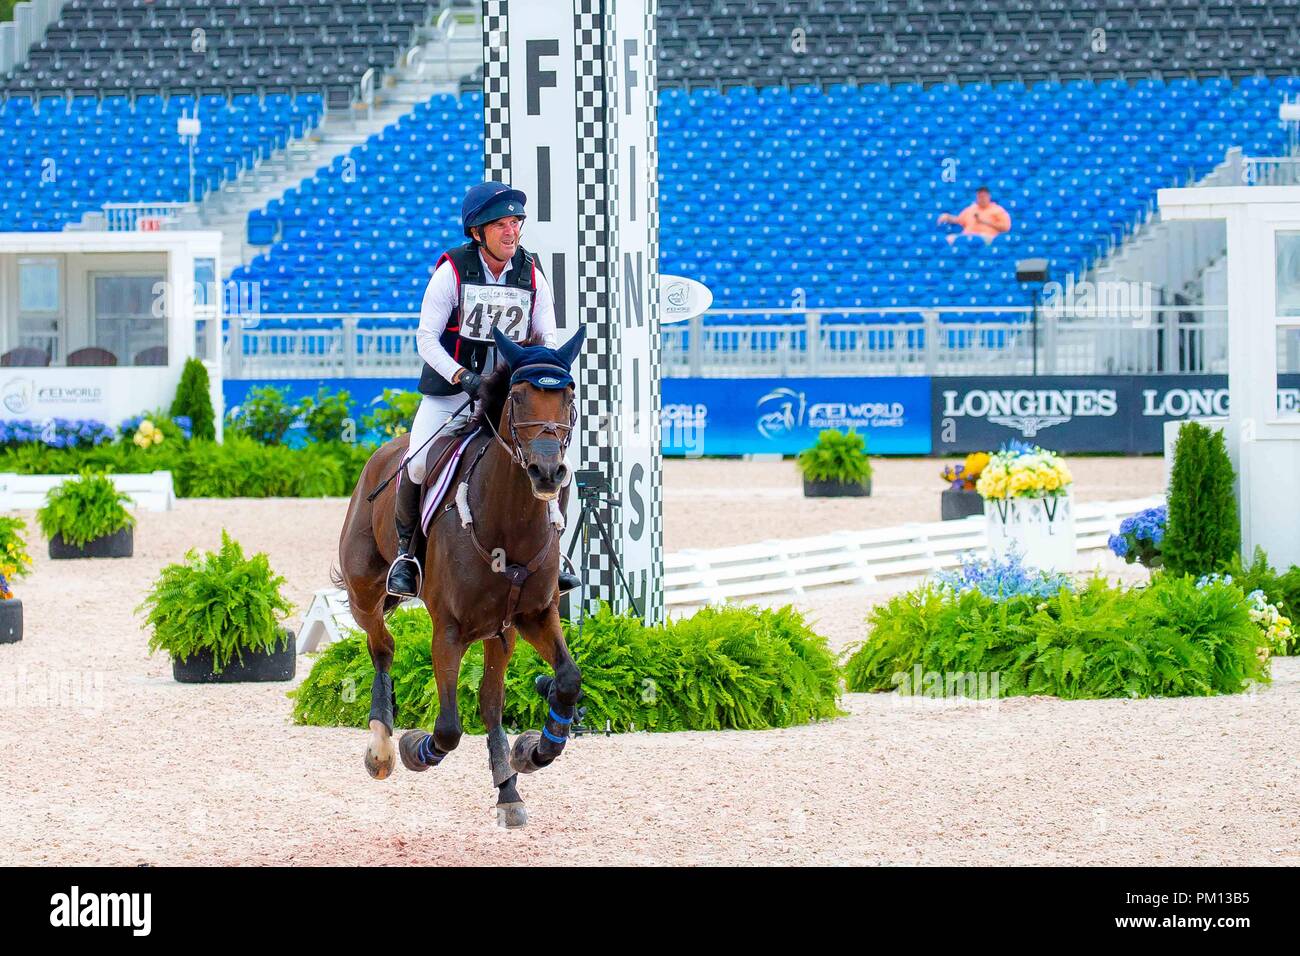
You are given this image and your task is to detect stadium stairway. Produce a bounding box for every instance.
[154,14,478,278]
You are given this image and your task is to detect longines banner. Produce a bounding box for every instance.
[661,377,932,456]
[933,375,1300,454]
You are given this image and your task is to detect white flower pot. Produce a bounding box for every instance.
[985,491,1075,573]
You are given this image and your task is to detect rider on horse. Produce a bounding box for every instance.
[386,180,582,599]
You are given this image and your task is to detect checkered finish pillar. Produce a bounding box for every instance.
[571,0,619,607]
[481,0,511,182]
[479,0,661,624]
[643,0,664,625]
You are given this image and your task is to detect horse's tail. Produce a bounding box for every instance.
[330,564,403,616]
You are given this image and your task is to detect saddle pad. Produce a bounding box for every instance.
[420,428,480,534]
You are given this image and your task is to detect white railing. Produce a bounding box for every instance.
[1242,156,1300,187]
[296,495,1161,651]
[223,306,1228,379]
[101,202,197,231]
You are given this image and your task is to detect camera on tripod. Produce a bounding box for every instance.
[573,468,610,502]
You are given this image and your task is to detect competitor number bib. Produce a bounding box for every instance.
[458,282,533,343]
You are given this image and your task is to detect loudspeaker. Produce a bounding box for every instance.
[1016,258,1050,283]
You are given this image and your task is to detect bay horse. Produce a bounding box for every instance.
[334,326,585,828]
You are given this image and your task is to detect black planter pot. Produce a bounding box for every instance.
[48,526,134,559]
[941,488,986,521]
[0,598,21,644]
[171,628,297,684]
[802,476,872,497]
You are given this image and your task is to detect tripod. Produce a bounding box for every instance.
[564,468,643,620]
[556,469,645,740]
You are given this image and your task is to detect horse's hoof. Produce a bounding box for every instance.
[509,730,543,774]
[364,745,395,780]
[364,721,395,780]
[496,802,528,829]
[399,730,433,772]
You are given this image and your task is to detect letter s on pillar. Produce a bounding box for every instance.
[628,463,645,541]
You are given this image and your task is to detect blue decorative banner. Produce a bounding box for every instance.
[660,377,932,456]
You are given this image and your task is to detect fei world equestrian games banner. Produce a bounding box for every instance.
[226,373,1300,456]
[933,375,1300,454]
[661,377,931,456]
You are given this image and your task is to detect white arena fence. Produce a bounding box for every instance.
[296,495,1160,652]
[222,306,1228,380]
[0,471,176,511]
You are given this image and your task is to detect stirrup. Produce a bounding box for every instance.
[386,553,423,598]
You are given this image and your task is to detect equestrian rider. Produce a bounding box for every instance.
[386,180,582,599]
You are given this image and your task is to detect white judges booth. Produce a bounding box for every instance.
[0,231,223,432]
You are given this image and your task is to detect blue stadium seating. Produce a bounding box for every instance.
[0,94,323,231]
[230,76,1295,320]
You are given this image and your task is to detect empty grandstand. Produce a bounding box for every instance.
[2,0,1296,378]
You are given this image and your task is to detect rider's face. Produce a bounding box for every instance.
[477,216,523,261]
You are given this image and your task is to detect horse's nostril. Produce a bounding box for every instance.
[555,464,568,480]
[527,464,543,479]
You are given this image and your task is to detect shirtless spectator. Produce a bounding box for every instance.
[937,186,1012,245]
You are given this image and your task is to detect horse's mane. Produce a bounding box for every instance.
[461,330,548,434]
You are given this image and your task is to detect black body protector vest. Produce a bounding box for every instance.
[418,242,538,396]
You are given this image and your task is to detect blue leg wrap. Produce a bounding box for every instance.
[417,734,445,767]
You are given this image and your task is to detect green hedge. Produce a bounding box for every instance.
[291,603,843,733]
[0,436,376,497]
[844,575,1271,699]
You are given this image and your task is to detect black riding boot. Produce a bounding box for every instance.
[558,568,582,594]
[386,474,423,599]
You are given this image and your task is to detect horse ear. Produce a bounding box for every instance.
[555,326,585,370]
[493,326,526,368]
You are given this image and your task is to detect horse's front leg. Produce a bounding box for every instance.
[400,617,468,771]
[510,605,582,775]
[481,629,527,828]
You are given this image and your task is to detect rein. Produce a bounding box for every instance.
[434,392,568,630]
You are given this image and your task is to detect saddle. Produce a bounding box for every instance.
[418,426,482,534]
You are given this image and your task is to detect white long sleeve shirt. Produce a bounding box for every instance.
[415,249,559,385]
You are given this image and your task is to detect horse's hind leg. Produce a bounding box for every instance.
[352,600,398,780]
[481,629,526,828]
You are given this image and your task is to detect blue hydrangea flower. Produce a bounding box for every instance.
[933,547,1073,601]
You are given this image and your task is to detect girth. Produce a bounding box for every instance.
[432,436,559,631]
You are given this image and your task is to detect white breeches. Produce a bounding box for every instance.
[404,393,475,483]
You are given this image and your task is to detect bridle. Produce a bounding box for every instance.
[481,363,577,469]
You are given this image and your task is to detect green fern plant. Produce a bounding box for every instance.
[291,603,843,733]
[37,472,136,547]
[138,530,293,672]
[796,429,873,484]
[843,574,1269,699]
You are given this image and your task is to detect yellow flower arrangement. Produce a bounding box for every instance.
[133,420,165,449]
[940,450,992,491]
[975,445,1073,500]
